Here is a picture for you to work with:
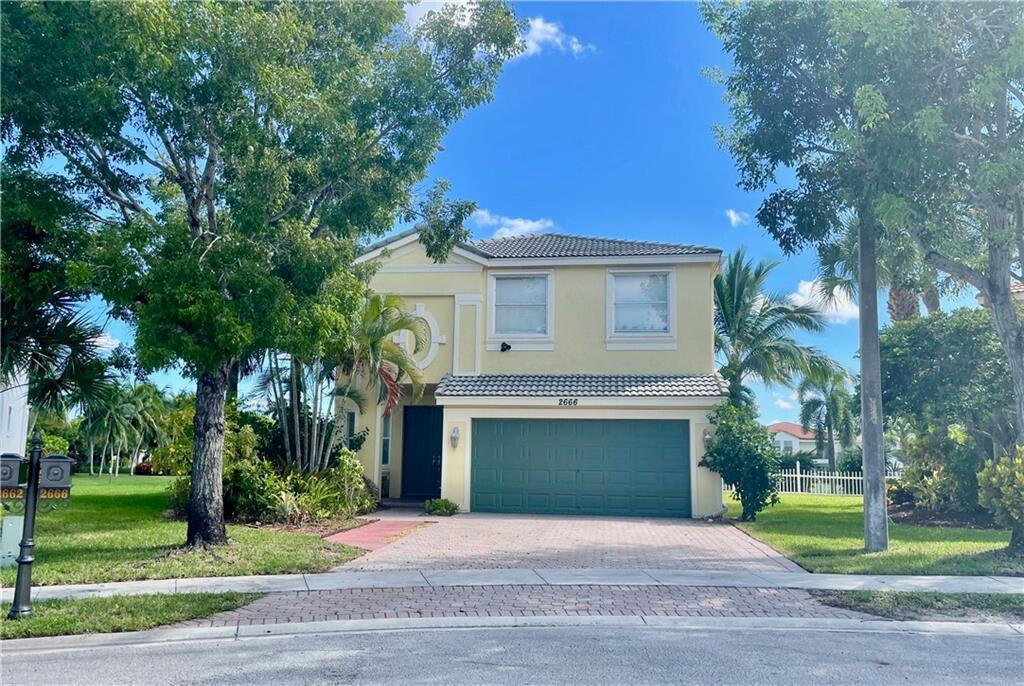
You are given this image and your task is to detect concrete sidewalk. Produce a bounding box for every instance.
[3,568,1021,602]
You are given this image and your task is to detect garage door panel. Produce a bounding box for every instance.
[471,418,690,518]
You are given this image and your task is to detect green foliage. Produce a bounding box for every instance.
[713,249,834,406]
[837,446,863,474]
[425,498,460,516]
[880,308,1015,454]
[2,0,522,541]
[0,168,112,412]
[977,448,1024,551]
[700,403,780,521]
[39,432,69,457]
[901,428,985,513]
[149,399,259,476]
[170,448,373,524]
[778,450,816,472]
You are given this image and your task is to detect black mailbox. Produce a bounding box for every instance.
[39,455,73,489]
[0,453,24,488]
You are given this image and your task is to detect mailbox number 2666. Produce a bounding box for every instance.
[557,398,579,406]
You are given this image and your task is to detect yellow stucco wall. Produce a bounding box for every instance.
[367,241,718,377]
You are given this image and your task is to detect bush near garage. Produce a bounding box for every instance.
[424,498,460,516]
[701,402,780,521]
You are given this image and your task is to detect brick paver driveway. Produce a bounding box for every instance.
[341,512,803,573]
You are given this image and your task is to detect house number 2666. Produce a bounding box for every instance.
[557,398,579,406]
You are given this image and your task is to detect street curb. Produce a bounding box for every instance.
[4,613,1021,655]
[3,567,1022,602]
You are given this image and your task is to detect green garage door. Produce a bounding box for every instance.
[471,419,690,517]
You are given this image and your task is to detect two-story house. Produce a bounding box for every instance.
[347,229,728,519]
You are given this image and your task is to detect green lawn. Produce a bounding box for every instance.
[726,494,1022,576]
[812,590,1024,622]
[0,593,260,640]
[0,475,362,586]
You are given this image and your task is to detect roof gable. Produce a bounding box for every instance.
[766,421,817,441]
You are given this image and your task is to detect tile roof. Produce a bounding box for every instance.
[766,422,817,441]
[436,373,729,398]
[1012,281,1024,294]
[468,233,720,259]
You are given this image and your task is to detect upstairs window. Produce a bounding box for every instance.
[611,272,670,334]
[494,275,549,335]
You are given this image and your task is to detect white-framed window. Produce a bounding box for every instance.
[606,269,676,349]
[782,440,794,455]
[345,410,357,449]
[380,413,392,466]
[486,271,554,350]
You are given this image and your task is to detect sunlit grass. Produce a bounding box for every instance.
[0,475,361,586]
[726,494,1020,576]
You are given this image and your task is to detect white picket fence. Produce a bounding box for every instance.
[725,464,902,496]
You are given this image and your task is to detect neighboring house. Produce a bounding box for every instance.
[346,229,728,518]
[766,421,837,466]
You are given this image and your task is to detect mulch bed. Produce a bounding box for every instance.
[254,517,376,538]
[888,504,1001,530]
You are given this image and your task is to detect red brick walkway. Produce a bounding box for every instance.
[179,585,867,627]
[325,520,427,551]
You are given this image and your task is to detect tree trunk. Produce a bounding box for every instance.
[826,421,836,471]
[89,440,94,475]
[859,208,890,552]
[1010,523,1024,554]
[921,285,941,315]
[98,444,107,476]
[886,286,920,322]
[186,362,230,546]
[983,271,1024,447]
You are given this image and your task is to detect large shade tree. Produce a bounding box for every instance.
[2,1,522,545]
[702,1,908,551]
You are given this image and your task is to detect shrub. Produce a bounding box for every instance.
[39,432,69,457]
[135,461,156,476]
[700,403,780,521]
[425,498,460,516]
[223,458,287,522]
[977,448,1024,553]
[167,449,374,524]
[167,475,191,517]
[886,478,915,507]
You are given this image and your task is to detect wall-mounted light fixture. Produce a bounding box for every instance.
[450,426,460,449]
[702,429,713,449]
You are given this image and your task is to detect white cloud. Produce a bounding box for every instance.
[725,209,751,227]
[470,208,556,239]
[788,279,859,324]
[774,391,798,410]
[93,332,119,351]
[520,17,595,59]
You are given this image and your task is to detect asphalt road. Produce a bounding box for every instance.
[4,624,1022,685]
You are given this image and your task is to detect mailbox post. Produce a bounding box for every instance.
[7,432,43,619]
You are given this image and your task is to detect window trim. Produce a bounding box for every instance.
[486,270,554,351]
[605,268,677,350]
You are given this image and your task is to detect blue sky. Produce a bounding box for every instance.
[102,1,900,422]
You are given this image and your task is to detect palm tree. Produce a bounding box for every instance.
[126,383,166,474]
[95,387,133,476]
[714,249,835,406]
[816,222,945,323]
[338,293,429,414]
[257,293,424,473]
[798,369,856,471]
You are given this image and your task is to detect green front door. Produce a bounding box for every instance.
[471,419,691,517]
